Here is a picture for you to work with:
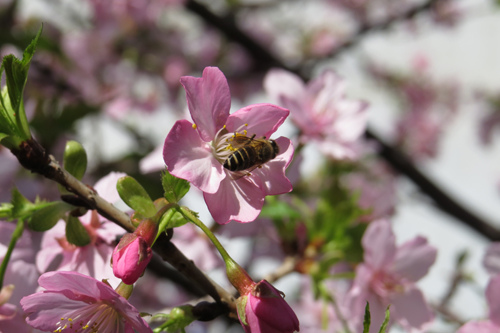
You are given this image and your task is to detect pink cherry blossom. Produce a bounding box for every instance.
[20,271,152,333]
[457,275,500,332]
[0,221,39,333]
[163,67,293,224]
[483,242,500,275]
[36,172,127,283]
[264,68,368,160]
[238,280,300,333]
[345,219,436,332]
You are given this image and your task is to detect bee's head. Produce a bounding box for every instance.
[270,140,279,159]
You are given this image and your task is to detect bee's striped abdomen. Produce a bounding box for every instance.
[224,147,257,171]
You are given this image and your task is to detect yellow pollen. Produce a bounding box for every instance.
[192,123,197,129]
[244,123,248,126]
[223,125,226,129]
[243,130,247,135]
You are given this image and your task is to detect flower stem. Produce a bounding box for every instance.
[178,206,254,294]
[178,206,232,263]
[154,204,178,244]
[0,219,24,289]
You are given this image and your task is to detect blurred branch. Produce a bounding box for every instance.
[328,0,443,58]
[185,0,500,241]
[366,129,500,241]
[185,0,298,75]
[263,256,298,283]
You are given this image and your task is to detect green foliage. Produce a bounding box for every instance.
[363,303,371,333]
[159,210,188,229]
[28,201,73,232]
[117,176,157,217]
[65,215,91,246]
[362,303,391,333]
[0,26,43,148]
[63,140,88,181]
[10,187,34,220]
[152,305,195,333]
[162,170,190,204]
[5,188,73,232]
[378,306,391,333]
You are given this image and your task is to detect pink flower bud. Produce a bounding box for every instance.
[112,233,152,285]
[238,280,299,333]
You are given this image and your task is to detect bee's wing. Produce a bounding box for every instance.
[230,134,254,149]
[226,164,263,181]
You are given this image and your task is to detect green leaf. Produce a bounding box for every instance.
[117,176,156,217]
[0,203,13,219]
[159,210,187,229]
[63,140,88,180]
[378,306,391,333]
[28,201,73,231]
[65,215,91,246]
[1,26,43,140]
[10,188,34,220]
[162,170,190,203]
[152,305,195,333]
[363,302,371,333]
[235,297,248,326]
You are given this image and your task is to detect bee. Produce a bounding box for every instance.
[223,134,279,172]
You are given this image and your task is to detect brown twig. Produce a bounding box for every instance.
[263,256,298,284]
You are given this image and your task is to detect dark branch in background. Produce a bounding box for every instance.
[329,0,442,57]
[185,0,500,241]
[365,130,500,241]
[185,0,299,75]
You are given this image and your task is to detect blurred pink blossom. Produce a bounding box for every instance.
[344,160,396,222]
[0,222,39,332]
[264,68,368,160]
[163,67,294,224]
[36,172,126,282]
[457,275,500,332]
[345,219,436,332]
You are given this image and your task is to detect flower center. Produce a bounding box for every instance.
[211,124,249,165]
[54,302,121,333]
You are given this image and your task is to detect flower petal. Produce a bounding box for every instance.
[163,119,225,194]
[225,104,289,140]
[180,67,230,142]
[94,172,127,204]
[251,137,293,196]
[391,236,437,282]
[264,69,306,106]
[457,321,500,333]
[21,291,86,331]
[362,219,396,270]
[38,271,102,296]
[390,287,434,331]
[483,242,500,275]
[204,176,264,224]
[487,275,500,326]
